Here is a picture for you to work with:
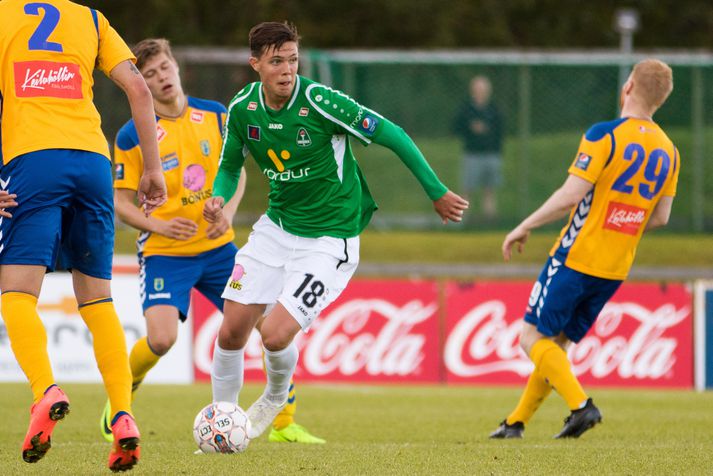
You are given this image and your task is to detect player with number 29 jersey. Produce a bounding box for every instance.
[550,117,679,280]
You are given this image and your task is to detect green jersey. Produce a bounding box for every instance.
[214,75,447,238]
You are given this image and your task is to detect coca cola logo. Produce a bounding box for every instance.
[604,201,646,235]
[444,299,689,381]
[14,61,82,99]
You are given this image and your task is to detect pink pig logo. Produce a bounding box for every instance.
[232,264,245,281]
[183,164,206,192]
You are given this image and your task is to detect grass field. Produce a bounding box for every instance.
[1,382,712,475]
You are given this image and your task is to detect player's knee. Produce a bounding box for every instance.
[148,335,175,356]
[260,330,291,352]
[217,324,250,350]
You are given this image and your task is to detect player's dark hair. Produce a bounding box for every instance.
[249,22,300,58]
[132,38,176,71]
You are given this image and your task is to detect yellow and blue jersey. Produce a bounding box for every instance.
[0,0,134,163]
[550,117,680,280]
[113,97,234,257]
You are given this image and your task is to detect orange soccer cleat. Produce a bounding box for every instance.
[108,413,141,472]
[22,385,71,463]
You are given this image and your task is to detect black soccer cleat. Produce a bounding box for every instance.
[489,420,525,439]
[554,398,602,438]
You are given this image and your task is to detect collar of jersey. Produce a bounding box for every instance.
[258,75,301,114]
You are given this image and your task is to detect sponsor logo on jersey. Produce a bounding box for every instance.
[157,124,167,143]
[267,148,290,172]
[296,128,312,147]
[181,189,212,206]
[299,107,309,117]
[247,102,258,111]
[114,163,125,180]
[14,61,83,99]
[358,115,379,136]
[154,278,164,291]
[183,164,206,192]
[190,111,204,123]
[575,152,592,171]
[263,167,311,182]
[248,125,261,141]
[162,156,180,172]
[148,292,171,300]
[200,140,211,156]
[269,123,283,130]
[603,201,646,235]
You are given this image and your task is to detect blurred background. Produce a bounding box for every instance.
[85,0,713,232]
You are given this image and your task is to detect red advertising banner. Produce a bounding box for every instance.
[192,280,441,383]
[192,279,693,388]
[444,281,693,388]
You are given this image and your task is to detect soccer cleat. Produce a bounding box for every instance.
[489,420,524,439]
[246,395,286,440]
[269,423,326,444]
[22,385,71,463]
[108,413,141,472]
[100,400,114,443]
[554,398,602,439]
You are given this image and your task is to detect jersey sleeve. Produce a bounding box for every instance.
[113,123,143,191]
[95,10,135,76]
[306,83,383,146]
[213,103,247,202]
[567,125,613,184]
[662,146,680,197]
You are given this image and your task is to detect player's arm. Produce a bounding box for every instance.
[109,60,167,214]
[205,109,246,223]
[115,188,198,240]
[645,195,674,231]
[206,167,246,239]
[502,174,593,261]
[374,119,469,223]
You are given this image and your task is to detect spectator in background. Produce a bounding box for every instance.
[452,75,504,223]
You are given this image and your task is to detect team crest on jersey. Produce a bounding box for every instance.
[296,128,312,147]
[200,140,211,156]
[114,163,124,180]
[574,152,591,171]
[299,107,309,117]
[190,111,204,123]
[247,102,258,111]
[156,124,167,143]
[358,115,379,136]
[248,125,261,141]
[154,278,164,291]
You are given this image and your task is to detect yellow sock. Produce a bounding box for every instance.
[1,292,54,403]
[506,368,552,424]
[79,298,132,417]
[272,379,296,430]
[130,336,160,391]
[530,339,587,411]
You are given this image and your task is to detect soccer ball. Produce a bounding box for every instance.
[193,401,251,454]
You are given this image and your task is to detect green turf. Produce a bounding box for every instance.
[1,383,712,474]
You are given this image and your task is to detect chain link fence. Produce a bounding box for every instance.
[94,49,713,232]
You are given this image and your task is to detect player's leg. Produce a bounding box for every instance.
[66,151,139,470]
[0,151,74,462]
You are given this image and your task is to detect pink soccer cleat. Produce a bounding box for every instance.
[22,385,70,463]
[108,413,141,472]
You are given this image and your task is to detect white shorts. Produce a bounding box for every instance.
[222,215,360,330]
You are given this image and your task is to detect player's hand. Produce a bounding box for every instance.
[158,217,198,241]
[138,170,167,216]
[0,190,18,218]
[433,190,469,224]
[206,212,231,239]
[203,196,225,223]
[502,225,530,261]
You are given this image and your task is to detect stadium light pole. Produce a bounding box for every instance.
[614,8,640,107]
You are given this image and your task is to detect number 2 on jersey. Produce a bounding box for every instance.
[611,142,670,200]
[24,2,63,52]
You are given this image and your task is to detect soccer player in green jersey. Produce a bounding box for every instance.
[203,21,468,439]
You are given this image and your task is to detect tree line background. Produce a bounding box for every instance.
[86,0,713,49]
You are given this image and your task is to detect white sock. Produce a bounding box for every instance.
[211,342,244,404]
[263,342,298,405]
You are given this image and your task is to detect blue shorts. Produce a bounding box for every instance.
[0,150,114,279]
[140,242,238,321]
[524,257,622,343]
